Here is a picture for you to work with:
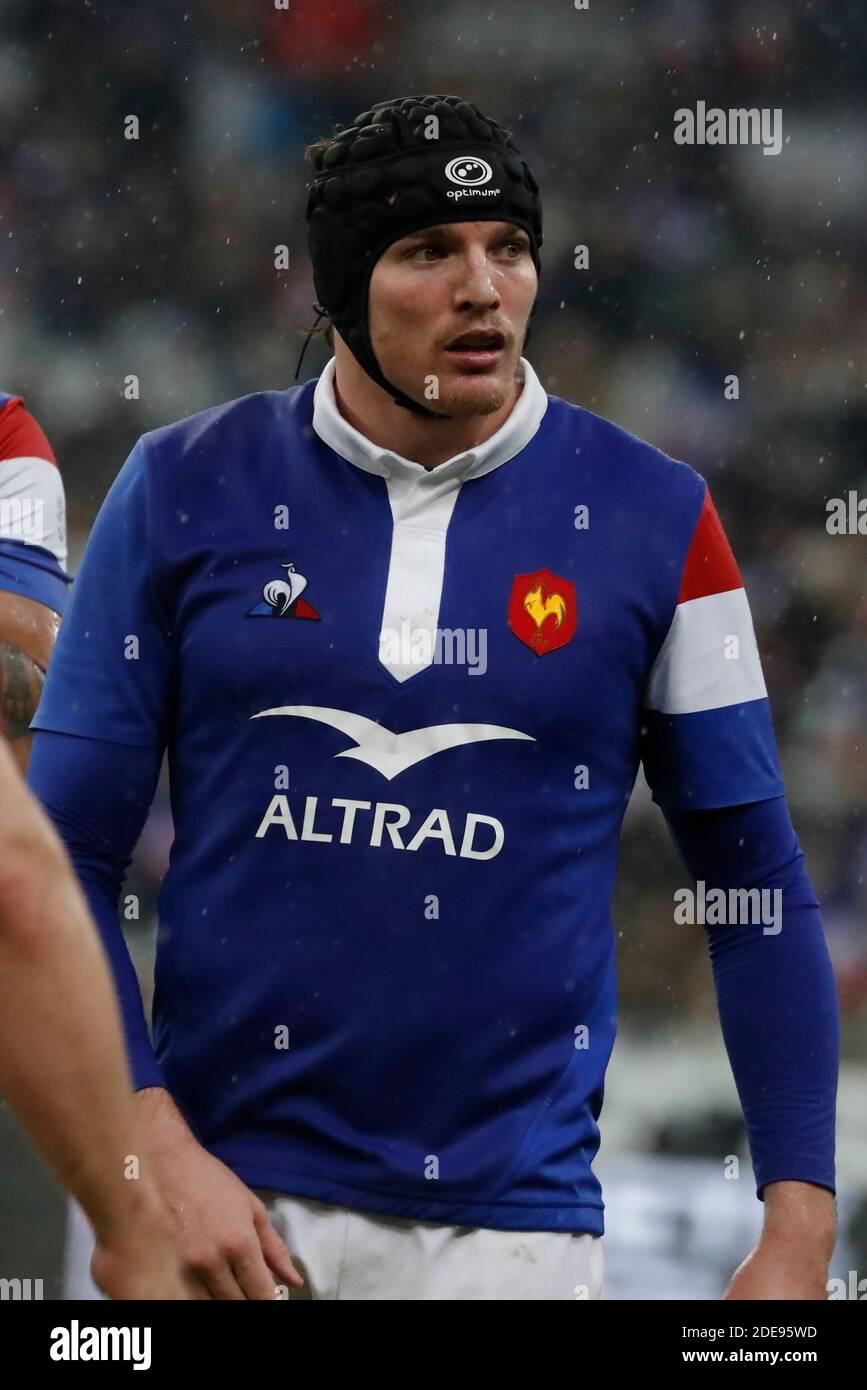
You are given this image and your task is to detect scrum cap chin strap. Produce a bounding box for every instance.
[298,96,543,419]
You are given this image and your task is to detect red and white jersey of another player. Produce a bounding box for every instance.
[0,391,71,614]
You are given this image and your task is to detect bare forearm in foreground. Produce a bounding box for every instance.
[0,739,188,1295]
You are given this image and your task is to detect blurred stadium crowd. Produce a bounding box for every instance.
[0,0,865,1291]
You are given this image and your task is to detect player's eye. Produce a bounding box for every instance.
[407,238,527,261]
[414,244,446,260]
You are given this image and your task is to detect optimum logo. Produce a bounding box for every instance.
[444,156,500,201]
[445,156,493,186]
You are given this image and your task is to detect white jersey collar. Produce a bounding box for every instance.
[311,355,547,484]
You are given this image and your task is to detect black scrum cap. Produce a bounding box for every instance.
[301,95,543,419]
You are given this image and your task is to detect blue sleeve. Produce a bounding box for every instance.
[26,729,168,1092]
[663,795,839,1201]
[0,539,73,616]
[29,438,175,746]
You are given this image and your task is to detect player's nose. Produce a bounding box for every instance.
[455,246,501,306]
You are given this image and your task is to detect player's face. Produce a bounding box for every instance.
[368,221,538,417]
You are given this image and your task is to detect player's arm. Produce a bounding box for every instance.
[0,590,58,773]
[0,734,190,1298]
[664,796,837,1300]
[0,396,69,772]
[641,484,838,1299]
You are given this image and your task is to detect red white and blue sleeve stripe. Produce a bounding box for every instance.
[641,486,785,810]
[0,392,72,615]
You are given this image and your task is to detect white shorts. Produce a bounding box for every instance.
[64,1190,604,1301]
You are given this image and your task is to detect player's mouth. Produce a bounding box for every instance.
[444,330,506,369]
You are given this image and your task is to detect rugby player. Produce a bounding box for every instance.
[26,97,837,1300]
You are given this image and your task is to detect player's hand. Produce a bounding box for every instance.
[89,1188,195,1299]
[725,1183,835,1299]
[146,1133,304,1299]
[723,1238,829,1300]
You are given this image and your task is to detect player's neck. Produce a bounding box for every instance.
[330,357,523,471]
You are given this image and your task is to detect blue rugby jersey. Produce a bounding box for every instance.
[29,358,790,1232]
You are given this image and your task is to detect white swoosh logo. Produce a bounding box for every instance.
[250,704,535,780]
